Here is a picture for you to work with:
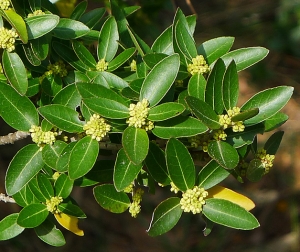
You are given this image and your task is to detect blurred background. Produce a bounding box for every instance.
[1,0,300,251]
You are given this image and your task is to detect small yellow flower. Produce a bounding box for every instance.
[187,55,210,76]
[180,186,208,214]
[0,27,18,52]
[52,172,60,181]
[256,149,275,173]
[29,125,57,149]
[96,58,108,71]
[170,182,180,194]
[129,188,144,218]
[126,98,154,131]
[27,10,45,17]
[130,59,136,71]
[46,196,63,214]
[47,60,68,77]
[219,107,245,133]
[0,0,10,10]
[213,129,227,141]
[123,184,133,193]
[219,114,232,129]
[83,114,111,141]
[188,132,212,152]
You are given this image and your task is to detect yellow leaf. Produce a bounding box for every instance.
[206,185,255,211]
[54,212,84,236]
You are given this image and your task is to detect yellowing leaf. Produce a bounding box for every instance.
[206,185,255,211]
[54,212,84,236]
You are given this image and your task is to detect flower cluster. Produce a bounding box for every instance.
[47,60,68,77]
[0,27,18,52]
[170,182,180,194]
[213,129,227,141]
[180,186,208,214]
[129,188,144,218]
[127,99,154,131]
[123,183,133,193]
[130,59,136,71]
[188,132,211,152]
[46,196,63,214]
[219,107,245,133]
[0,0,10,10]
[29,125,57,148]
[187,55,210,75]
[96,58,108,71]
[28,10,45,17]
[83,114,111,141]
[256,149,275,173]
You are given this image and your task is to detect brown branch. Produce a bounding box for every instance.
[0,193,16,203]
[0,131,30,145]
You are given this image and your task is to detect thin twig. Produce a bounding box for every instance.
[0,131,30,145]
[0,193,16,203]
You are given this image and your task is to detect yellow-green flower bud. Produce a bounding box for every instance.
[180,186,208,214]
[170,182,180,194]
[27,10,45,17]
[0,27,18,52]
[83,114,111,141]
[29,125,57,149]
[187,55,210,76]
[96,58,108,72]
[0,0,10,10]
[46,196,63,214]
[130,59,136,71]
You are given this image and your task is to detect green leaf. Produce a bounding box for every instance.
[41,74,62,97]
[28,177,47,202]
[30,35,50,60]
[197,37,234,64]
[241,86,294,125]
[140,54,180,107]
[17,203,48,228]
[147,197,182,236]
[34,218,66,247]
[127,25,151,56]
[148,102,185,121]
[93,184,130,213]
[264,112,288,132]
[143,53,167,69]
[5,144,44,196]
[221,47,269,71]
[52,84,81,109]
[70,0,87,20]
[72,40,96,68]
[205,58,226,114]
[57,203,86,218]
[223,61,239,110]
[108,47,136,72]
[56,142,77,172]
[122,127,149,165]
[22,43,41,66]
[2,51,28,95]
[37,173,54,200]
[42,141,68,170]
[144,142,170,185]
[0,213,24,241]
[54,173,74,198]
[113,148,143,191]
[38,104,85,133]
[52,18,90,39]
[153,116,208,139]
[68,136,99,180]
[231,108,259,122]
[25,14,59,39]
[264,131,284,155]
[79,8,105,29]
[187,73,207,101]
[166,138,195,191]
[246,159,265,182]
[0,82,39,131]
[151,25,173,54]
[83,97,129,119]
[198,160,230,189]
[13,184,38,207]
[97,16,119,62]
[185,96,221,129]
[208,141,239,169]
[203,198,260,230]
[1,9,28,43]
[93,71,129,89]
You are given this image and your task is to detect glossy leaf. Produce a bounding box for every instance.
[93,71,129,89]
[208,141,239,169]
[185,96,221,129]
[42,141,68,170]
[151,25,173,54]
[72,40,96,68]
[2,51,28,95]
[13,184,38,207]
[166,138,195,191]
[79,8,105,29]
[148,102,185,121]
[54,174,74,199]
[56,142,77,172]
[108,47,136,72]
[28,177,47,202]
[241,86,293,125]
[205,58,226,114]
[93,184,130,213]
[25,14,59,39]
[98,16,119,62]
[221,47,269,71]
[52,18,90,39]
[197,37,234,64]
[38,104,85,133]
[70,0,87,20]
[34,218,66,247]
[145,142,170,185]
[207,185,255,211]
[122,127,149,165]
[203,198,259,230]
[127,25,151,56]
[68,136,99,180]
[223,61,239,110]
[198,160,230,189]
[246,159,265,182]
[57,203,86,218]
[113,148,143,191]
[187,73,207,101]
[0,213,24,241]
[153,116,208,139]
[264,131,284,155]
[231,108,259,122]
[147,197,182,236]
[0,82,39,131]
[264,112,288,132]
[37,173,54,200]
[52,84,81,109]
[17,203,48,228]
[5,144,44,196]
[31,35,49,60]
[54,213,84,236]
[140,54,180,107]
